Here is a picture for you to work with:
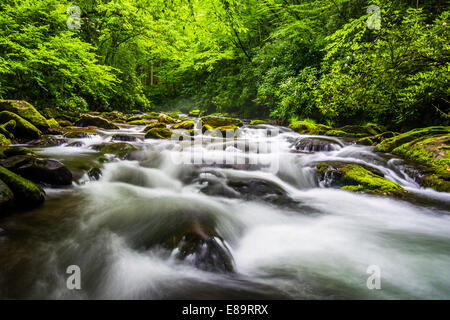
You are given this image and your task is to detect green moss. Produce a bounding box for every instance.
[172,120,195,129]
[141,112,161,120]
[57,119,72,127]
[420,174,450,193]
[46,118,60,128]
[0,178,14,209]
[324,130,353,137]
[358,131,397,146]
[189,109,202,117]
[201,116,243,128]
[0,111,41,139]
[158,114,176,124]
[0,120,16,139]
[0,100,49,131]
[143,122,167,131]
[128,120,148,125]
[0,133,11,146]
[289,119,316,133]
[340,164,405,195]
[375,126,450,153]
[74,114,119,129]
[100,142,137,158]
[250,120,269,125]
[145,127,173,139]
[0,165,45,208]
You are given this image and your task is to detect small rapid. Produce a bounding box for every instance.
[1,122,449,299]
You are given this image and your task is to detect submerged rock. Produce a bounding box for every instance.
[0,100,49,131]
[0,111,41,139]
[111,134,138,142]
[87,166,102,181]
[74,114,119,129]
[0,165,45,209]
[1,155,73,186]
[316,161,406,196]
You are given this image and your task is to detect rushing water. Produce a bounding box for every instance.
[1,120,449,299]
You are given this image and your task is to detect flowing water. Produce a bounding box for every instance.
[1,120,450,299]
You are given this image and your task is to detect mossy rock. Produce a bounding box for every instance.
[172,120,195,130]
[128,120,148,125]
[309,124,333,135]
[75,114,119,129]
[46,118,60,128]
[0,133,11,147]
[316,162,406,196]
[201,116,243,128]
[0,100,49,131]
[189,109,202,117]
[250,120,270,125]
[0,111,41,139]
[158,114,176,124]
[145,128,173,139]
[63,127,96,139]
[289,120,330,134]
[358,131,397,146]
[324,129,352,137]
[338,124,381,137]
[57,119,73,127]
[0,165,45,209]
[140,112,161,120]
[0,178,14,210]
[375,126,450,153]
[100,143,138,159]
[0,120,16,139]
[0,146,34,159]
[143,122,167,132]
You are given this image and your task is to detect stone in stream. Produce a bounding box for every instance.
[0,133,11,147]
[0,178,14,210]
[145,127,173,139]
[0,165,45,209]
[0,100,50,131]
[74,114,119,129]
[99,142,138,159]
[294,137,343,152]
[143,122,167,132]
[0,111,42,139]
[1,155,73,186]
[111,134,138,142]
[200,116,243,128]
[87,166,102,181]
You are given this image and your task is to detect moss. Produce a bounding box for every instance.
[201,116,243,128]
[46,118,60,128]
[420,174,450,193]
[289,120,316,133]
[189,109,202,117]
[324,130,353,137]
[0,111,41,139]
[0,133,11,146]
[0,178,14,210]
[0,120,16,139]
[340,164,404,195]
[0,165,45,208]
[0,146,33,159]
[358,131,397,146]
[158,114,176,124]
[375,126,450,153]
[309,124,332,135]
[100,142,137,158]
[172,120,195,130]
[128,120,148,125]
[145,127,173,139]
[141,112,161,120]
[57,119,73,127]
[143,122,167,131]
[0,100,49,131]
[250,120,269,125]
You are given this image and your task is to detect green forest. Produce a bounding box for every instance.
[0,0,448,130]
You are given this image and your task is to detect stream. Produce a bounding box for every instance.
[1,119,450,299]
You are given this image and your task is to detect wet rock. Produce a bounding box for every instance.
[189,109,202,117]
[0,165,45,209]
[57,119,73,127]
[0,134,11,147]
[111,134,138,142]
[28,135,67,147]
[0,178,14,210]
[145,128,173,139]
[127,120,148,125]
[294,137,343,152]
[100,142,138,159]
[200,116,243,128]
[0,111,41,139]
[63,127,96,138]
[0,100,49,131]
[249,120,271,125]
[158,114,176,124]
[0,119,16,139]
[87,166,102,181]
[46,118,60,128]
[172,120,195,130]
[67,141,85,147]
[1,155,73,186]
[0,146,34,159]
[74,114,119,129]
[289,120,331,135]
[143,122,166,132]
[358,131,397,146]
[316,161,406,196]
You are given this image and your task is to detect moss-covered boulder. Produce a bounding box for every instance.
[295,137,343,152]
[158,114,176,124]
[74,114,119,129]
[140,112,161,120]
[145,127,173,139]
[0,146,34,159]
[143,122,167,132]
[0,120,16,139]
[100,142,138,159]
[358,132,397,146]
[0,165,45,209]
[0,178,14,210]
[375,126,450,153]
[316,162,406,196]
[172,119,195,130]
[0,111,41,139]
[46,118,60,128]
[1,155,73,186]
[57,119,73,127]
[200,116,243,128]
[127,119,148,125]
[250,120,270,125]
[189,109,202,117]
[0,100,49,131]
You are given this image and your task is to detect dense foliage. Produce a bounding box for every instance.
[0,0,448,129]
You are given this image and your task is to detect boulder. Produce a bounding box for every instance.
[358,131,397,146]
[0,100,49,131]
[189,109,202,117]
[0,165,45,209]
[158,114,176,124]
[87,166,102,181]
[145,128,173,139]
[0,146,34,159]
[1,155,73,186]
[0,111,41,139]
[0,179,14,210]
[316,162,406,196]
[249,120,270,125]
[200,116,243,128]
[127,120,148,125]
[100,142,138,159]
[111,134,137,142]
[0,120,16,139]
[74,114,119,129]
[143,122,166,132]
[0,134,11,147]
[172,120,195,130]
[295,137,343,152]
[57,119,73,127]
[46,118,60,128]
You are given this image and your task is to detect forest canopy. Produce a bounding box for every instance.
[0,0,448,129]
